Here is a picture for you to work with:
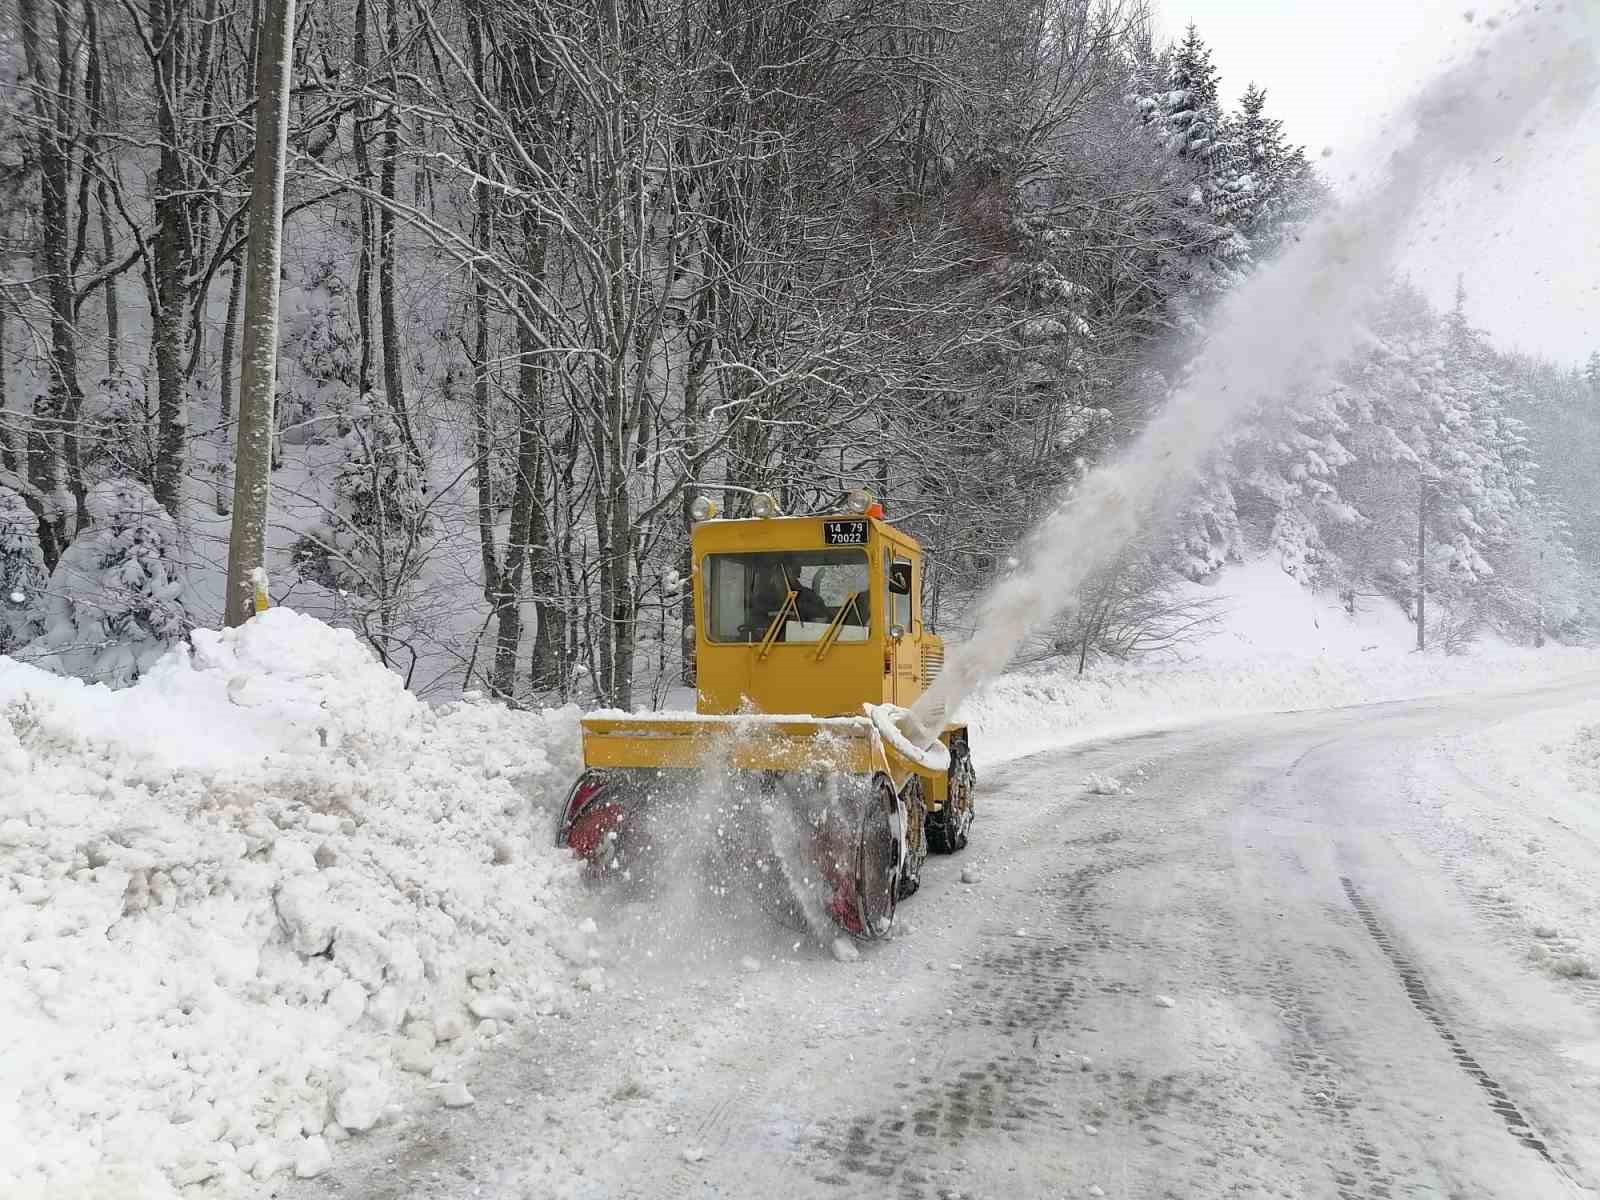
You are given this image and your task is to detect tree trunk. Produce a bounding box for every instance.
[215,252,245,515]
[520,213,559,695]
[677,281,716,690]
[85,2,121,380]
[598,0,635,709]
[377,0,422,465]
[466,10,518,700]
[224,0,296,627]
[353,0,376,399]
[0,278,14,475]
[18,0,81,559]
[150,0,190,517]
[99,194,121,379]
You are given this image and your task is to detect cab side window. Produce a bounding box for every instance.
[888,555,913,633]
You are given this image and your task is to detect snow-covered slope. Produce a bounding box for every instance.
[960,558,1600,768]
[0,610,591,1198]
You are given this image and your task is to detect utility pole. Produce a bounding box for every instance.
[1535,545,1546,648]
[1416,473,1427,652]
[223,0,297,626]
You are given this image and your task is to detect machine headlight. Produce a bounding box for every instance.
[751,493,781,519]
[846,489,874,514]
[689,494,719,522]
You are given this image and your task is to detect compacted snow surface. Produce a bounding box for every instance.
[0,609,592,1198]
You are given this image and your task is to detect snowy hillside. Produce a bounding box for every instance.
[961,557,1600,767]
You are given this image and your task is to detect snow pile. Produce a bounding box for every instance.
[867,702,950,773]
[1412,701,1600,989]
[964,642,1600,769]
[0,609,589,1199]
[1081,772,1126,796]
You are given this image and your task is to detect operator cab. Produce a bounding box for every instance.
[688,491,935,717]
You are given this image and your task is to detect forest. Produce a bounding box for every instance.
[2,0,1597,706]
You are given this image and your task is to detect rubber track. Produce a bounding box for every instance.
[1339,876,1553,1162]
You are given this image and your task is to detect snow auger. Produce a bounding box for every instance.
[555,490,976,941]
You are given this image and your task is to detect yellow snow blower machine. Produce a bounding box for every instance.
[555,489,975,940]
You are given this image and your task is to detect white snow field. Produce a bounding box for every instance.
[5,570,1600,1198]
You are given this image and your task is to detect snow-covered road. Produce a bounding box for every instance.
[286,678,1600,1200]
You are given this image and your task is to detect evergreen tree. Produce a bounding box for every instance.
[1204,279,1547,639]
[280,261,360,437]
[292,399,431,603]
[1235,83,1316,259]
[0,489,47,654]
[1586,350,1600,397]
[22,479,192,685]
[1163,26,1222,162]
[1136,25,1255,322]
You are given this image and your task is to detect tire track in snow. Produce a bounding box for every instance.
[1339,877,1564,1171]
[799,853,1153,1197]
[1260,954,1398,1200]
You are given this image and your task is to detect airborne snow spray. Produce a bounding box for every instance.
[906,3,1600,740]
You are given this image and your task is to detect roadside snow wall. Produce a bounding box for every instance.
[0,608,589,1199]
[963,644,1600,769]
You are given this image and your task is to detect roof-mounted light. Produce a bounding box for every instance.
[845,488,874,514]
[689,494,719,522]
[751,493,781,519]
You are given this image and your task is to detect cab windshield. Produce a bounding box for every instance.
[705,550,871,644]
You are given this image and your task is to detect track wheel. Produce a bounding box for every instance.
[929,733,976,854]
[897,776,927,901]
[851,775,899,938]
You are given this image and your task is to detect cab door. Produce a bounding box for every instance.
[884,548,916,706]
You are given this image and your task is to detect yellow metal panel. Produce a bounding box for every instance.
[581,716,875,774]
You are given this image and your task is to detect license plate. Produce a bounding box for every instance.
[822,519,868,546]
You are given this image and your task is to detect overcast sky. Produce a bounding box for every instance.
[1156,0,1599,365]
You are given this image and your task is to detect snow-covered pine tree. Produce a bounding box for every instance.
[1169,457,1244,579]
[22,478,192,684]
[1135,25,1255,327]
[1586,350,1600,398]
[0,488,47,654]
[80,373,156,486]
[1235,83,1316,260]
[280,260,361,445]
[293,397,430,604]
[1162,25,1222,162]
[1234,381,1360,587]
[1435,284,1532,590]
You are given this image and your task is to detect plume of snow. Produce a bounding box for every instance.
[910,3,1600,734]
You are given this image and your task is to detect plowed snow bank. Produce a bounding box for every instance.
[0,609,588,1199]
[960,566,1600,768]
